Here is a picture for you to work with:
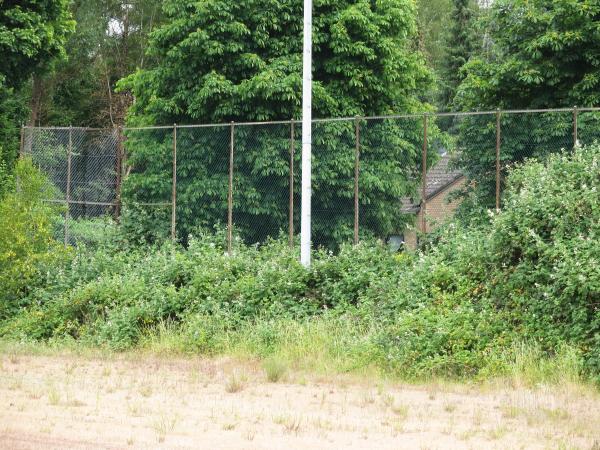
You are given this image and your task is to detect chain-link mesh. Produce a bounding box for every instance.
[121,127,173,242]
[22,108,593,251]
[22,127,120,244]
[311,119,355,248]
[360,116,423,249]
[173,124,230,245]
[578,110,600,146]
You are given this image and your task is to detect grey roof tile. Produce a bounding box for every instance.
[400,154,463,213]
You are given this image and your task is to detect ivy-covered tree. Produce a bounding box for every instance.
[0,0,74,169]
[119,0,434,247]
[453,0,600,214]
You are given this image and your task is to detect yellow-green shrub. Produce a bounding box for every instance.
[0,159,69,319]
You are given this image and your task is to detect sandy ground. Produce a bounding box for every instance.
[0,353,599,450]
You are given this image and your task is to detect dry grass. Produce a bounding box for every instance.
[0,350,599,450]
[224,371,246,393]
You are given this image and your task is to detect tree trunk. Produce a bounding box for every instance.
[28,75,44,127]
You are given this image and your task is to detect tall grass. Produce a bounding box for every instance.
[133,316,591,387]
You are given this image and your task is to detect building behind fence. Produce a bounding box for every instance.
[21,108,599,250]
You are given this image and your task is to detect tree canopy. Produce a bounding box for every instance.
[449,0,600,216]
[456,0,600,109]
[0,0,74,168]
[118,0,433,246]
[31,0,164,128]
[0,0,74,87]
[441,0,477,110]
[121,0,431,124]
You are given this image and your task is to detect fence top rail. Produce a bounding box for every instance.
[22,106,600,131]
[23,126,113,131]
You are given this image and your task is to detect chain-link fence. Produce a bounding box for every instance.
[21,107,600,250]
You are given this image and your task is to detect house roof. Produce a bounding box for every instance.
[400,153,463,213]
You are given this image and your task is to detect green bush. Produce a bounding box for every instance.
[1,146,598,381]
[0,159,69,319]
[372,146,600,376]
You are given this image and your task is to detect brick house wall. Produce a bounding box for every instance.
[403,176,466,249]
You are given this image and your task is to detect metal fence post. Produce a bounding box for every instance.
[496,109,501,211]
[420,114,428,235]
[65,126,73,246]
[573,106,578,147]
[289,119,295,248]
[354,116,360,245]
[228,121,235,254]
[115,126,123,221]
[19,125,25,159]
[171,124,177,240]
[16,125,25,194]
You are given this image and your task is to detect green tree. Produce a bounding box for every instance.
[120,0,433,247]
[456,0,600,109]
[123,0,430,124]
[32,0,164,128]
[0,0,74,168]
[440,0,476,110]
[453,0,600,214]
[414,0,452,105]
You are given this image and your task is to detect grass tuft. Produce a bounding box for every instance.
[263,357,287,383]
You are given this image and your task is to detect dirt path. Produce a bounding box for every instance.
[0,353,598,449]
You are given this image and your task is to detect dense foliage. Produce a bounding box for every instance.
[122,0,430,123]
[118,0,434,245]
[453,0,600,211]
[28,0,164,128]
[440,0,477,110]
[2,147,598,379]
[457,0,600,109]
[0,0,74,169]
[0,159,68,320]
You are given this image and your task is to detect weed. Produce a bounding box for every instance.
[127,401,144,417]
[152,414,177,443]
[65,397,85,407]
[542,407,570,421]
[391,403,409,419]
[311,417,333,431]
[500,405,521,419]
[65,362,77,375]
[381,392,394,408]
[47,386,60,406]
[443,402,457,413]
[263,357,287,383]
[458,429,477,440]
[7,376,23,391]
[472,408,483,426]
[225,371,246,393]
[359,391,376,407]
[487,425,508,440]
[139,384,153,398]
[274,414,302,435]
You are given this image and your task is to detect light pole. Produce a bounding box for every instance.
[300,0,312,267]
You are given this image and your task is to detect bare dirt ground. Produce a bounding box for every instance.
[0,353,599,450]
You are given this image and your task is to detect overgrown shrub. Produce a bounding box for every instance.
[0,159,69,319]
[372,146,600,376]
[1,146,598,380]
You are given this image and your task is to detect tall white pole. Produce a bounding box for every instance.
[300,0,313,267]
